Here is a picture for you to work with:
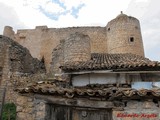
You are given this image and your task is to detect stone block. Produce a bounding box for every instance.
[28,98,33,102]
[126,101,139,109]
[17,112,26,120]
[16,106,23,112]
[16,97,27,106]
[142,101,156,109]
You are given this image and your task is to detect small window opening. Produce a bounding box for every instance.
[135,26,138,29]
[20,36,26,39]
[129,37,134,42]
[108,28,110,31]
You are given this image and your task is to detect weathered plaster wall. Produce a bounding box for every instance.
[72,73,126,87]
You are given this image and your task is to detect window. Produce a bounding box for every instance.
[19,36,26,39]
[129,37,134,43]
[107,28,110,31]
[135,26,138,29]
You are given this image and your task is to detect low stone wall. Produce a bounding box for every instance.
[16,96,47,120]
[16,96,35,120]
[15,96,160,120]
[15,96,47,120]
[34,100,47,120]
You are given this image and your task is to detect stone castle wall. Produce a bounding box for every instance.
[4,26,107,71]
[3,13,145,72]
[3,26,15,40]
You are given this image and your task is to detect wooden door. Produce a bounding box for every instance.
[45,105,112,120]
[45,105,70,120]
[72,108,112,120]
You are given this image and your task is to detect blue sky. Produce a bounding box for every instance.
[0,0,159,61]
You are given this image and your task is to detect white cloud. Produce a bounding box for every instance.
[0,0,132,30]
[0,2,26,33]
[126,0,150,18]
[38,1,65,13]
[59,0,85,9]
[126,0,160,61]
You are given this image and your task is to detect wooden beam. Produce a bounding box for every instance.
[62,70,160,75]
[34,94,114,109]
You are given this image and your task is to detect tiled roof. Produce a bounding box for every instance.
[15,81,160,100]
[60,53,160,72]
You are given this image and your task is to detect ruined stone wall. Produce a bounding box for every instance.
[0,35,46,105]
[64,32,91,64]
[50,40,65,75]
[0,35,45,74]
[3,26,107,72]
[3,26,15,40]
[0,36,9,70]
[50,32,91,75]
[6,74,46,120]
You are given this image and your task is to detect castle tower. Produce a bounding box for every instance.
[64,32,91,64]
[106,12,145,56]
[3,26,15,40]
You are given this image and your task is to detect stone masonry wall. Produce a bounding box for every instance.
[106,14,145,56]
[16,97,47,120]
[3,13,145,72]
[0,35,46,105]
[50,39,65,75]
[15,98,160,120]
[3,26,15,40]
[0,35,45,75]
[3,26,107,72]
[16,95,35,120]
[64,32,91,64]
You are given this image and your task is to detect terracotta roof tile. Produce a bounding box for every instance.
[60,53,160,71]
[15,81,160,100]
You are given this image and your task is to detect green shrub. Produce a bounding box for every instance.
[2,103,16,120]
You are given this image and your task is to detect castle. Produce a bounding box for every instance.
[3,12,144,72]
[0,12,160,120]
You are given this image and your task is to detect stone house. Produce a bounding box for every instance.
[1,12,160,120]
